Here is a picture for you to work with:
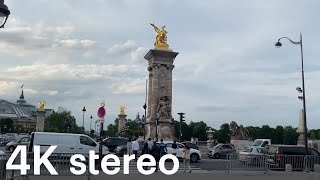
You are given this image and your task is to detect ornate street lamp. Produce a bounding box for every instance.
[82,107,86,129]
[275,33,308,155]
[0,0,10,28]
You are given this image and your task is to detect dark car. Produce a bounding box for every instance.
[0,138,10,146]
[114,140,145,157]
[182,142,199,150]
[102,137,127,152]
[266,145,320,171]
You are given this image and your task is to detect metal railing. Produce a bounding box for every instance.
[227,154,320,172]
[0,153,91,180]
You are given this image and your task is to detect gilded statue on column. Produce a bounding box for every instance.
[120,105,126,115]
[150,23,171,50]
[38,101,45,110]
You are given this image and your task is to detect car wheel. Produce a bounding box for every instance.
[214,153,221,159]
[190,153,199,163]
[9,146,15,153]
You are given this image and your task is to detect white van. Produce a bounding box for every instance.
[28,132,109,155]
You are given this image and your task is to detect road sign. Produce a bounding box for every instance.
[97,106,106,119]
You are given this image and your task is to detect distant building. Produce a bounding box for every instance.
[0,90,53,133]
[134,113,142,123]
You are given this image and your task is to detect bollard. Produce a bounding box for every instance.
[285,164,292,172]
[314,164,320,172]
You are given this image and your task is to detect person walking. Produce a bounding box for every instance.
[127,137,132,155]
[182,145,192,173]
[159,139,167,157]
[141,142,150,170]
[147,138,153,150]
[195,137,198,145]
[172,140,178,156]
[150,141,160,172]
[191,137,194,144]
[132,138,140,161]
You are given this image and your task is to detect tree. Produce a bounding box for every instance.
[193,121,208,141]
[106,119,119,137]
[215,123,230,143]
[283,126,299,145]
[260,125,274,139]
[126,119,140,137]
[0,118,14,133]
[309,130,318,140]
[273,126,284,144]
[45,112,83,134]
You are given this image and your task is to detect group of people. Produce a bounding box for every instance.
[190,137,198,145]
[126,137,192,173]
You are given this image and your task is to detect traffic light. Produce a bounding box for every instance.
[178,112,185,123]
[177,112,185,142]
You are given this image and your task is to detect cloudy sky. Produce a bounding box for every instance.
[1,0,320,130]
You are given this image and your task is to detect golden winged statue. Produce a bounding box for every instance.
[120,105,126,115]
[38,101,45,110]
[150,23,171,50]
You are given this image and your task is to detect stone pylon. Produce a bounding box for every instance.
[145,49,179,140]
[36,109,46,132]
[118,114,127,132]
[296,109,309,145]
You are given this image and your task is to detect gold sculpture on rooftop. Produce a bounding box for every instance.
[150,23,171,50]
[120,105,126,115]
[38,101,45,110]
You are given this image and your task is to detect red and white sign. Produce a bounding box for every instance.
[97,106,106,120]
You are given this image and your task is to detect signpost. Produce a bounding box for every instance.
[97,101,106,170]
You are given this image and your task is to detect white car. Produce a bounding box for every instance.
[160,141,202,163]
[29,132,109,155]
[239,146,265,165]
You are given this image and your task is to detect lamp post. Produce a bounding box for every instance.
[275,33,308,155]
[0,0,10,28]
[82,107,86,129]
[90,115,93,134]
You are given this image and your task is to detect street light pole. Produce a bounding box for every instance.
[90,115,93,134]
[275,33,308,155]
[82,107,86,130]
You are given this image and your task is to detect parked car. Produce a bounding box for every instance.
[114,140,145,157]
[160,141,202,163]
[266,145,320,171]
[103,137,128,152]
[0,137,11,146]
[182,142,199,150]
[208,143,236,159]
[239,146,265,165]
[6,136,30,153]
[28,132,109,155]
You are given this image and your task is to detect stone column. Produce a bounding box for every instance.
[145,49,179,140]
[118,114,127,132]
[36,109,46,132]
[297,109,309,145]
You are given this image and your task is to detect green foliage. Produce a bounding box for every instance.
[214,123,231,143]
[193,121,208,141]
[106,119,118,137]
[126,119,140,137]
[45,112,84,134]
[283,126,299,145]
[0,118,14,133]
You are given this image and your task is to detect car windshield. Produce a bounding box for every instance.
[242,147,252,152]
[213,144,222,149]
[252,140,263,146]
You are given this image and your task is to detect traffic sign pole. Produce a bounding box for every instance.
[97,105,106,171]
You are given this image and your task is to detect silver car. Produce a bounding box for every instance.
[208,143,236,159]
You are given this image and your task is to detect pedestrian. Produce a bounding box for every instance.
[159,139,167,157]
[182,145,192,173]
[191,137,194,144]
[195,137,198,145]
[132,138,140,161]
[150,141,160,172]
[147,138,153,150]
[141,142,150,170]
[127,137,132,155]
[172,140,178,156]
